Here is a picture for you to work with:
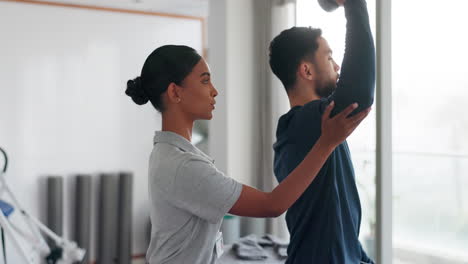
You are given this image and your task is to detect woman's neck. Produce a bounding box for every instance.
[161,110,194,142]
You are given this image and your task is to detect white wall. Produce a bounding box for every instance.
[208,0,258,190]
[208,0,294,238]
[225,0,257,187]
[207,0,228,173]
[208,0,267,237]
[0,1,202,262]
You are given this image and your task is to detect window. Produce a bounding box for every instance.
[392,0,468,262]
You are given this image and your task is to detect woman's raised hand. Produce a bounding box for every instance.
[320,101,371,147]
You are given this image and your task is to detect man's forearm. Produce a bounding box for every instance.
[331,0,376,116]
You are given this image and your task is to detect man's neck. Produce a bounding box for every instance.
[287,84,321,108]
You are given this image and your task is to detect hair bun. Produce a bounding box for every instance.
[125,77,149,105]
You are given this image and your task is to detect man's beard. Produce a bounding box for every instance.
[316,80,337,98]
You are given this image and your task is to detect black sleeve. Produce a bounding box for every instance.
[329,0,376,116]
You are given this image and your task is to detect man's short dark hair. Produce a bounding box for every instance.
[269,27,322,92]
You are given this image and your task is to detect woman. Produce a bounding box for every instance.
[125,45,370,264]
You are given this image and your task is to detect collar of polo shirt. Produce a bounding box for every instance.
[153,131,215,163]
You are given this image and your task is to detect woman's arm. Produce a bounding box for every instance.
[229,102,370,217]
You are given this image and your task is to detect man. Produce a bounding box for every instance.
[269,0,375,263]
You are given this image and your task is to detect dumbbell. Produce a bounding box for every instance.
[317,0,340,12]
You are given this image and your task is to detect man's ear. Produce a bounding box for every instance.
[298,61,316,81]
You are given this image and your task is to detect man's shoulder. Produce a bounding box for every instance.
[274,99,329,149]
[291,99,328,123]
[303,98,329,112]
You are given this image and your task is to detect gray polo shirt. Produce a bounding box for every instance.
[146,131,242,264]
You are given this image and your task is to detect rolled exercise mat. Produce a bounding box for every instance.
[117,172,133,264]
[97,173,119,263]
[74,174,92,264]
[47,176,63,247]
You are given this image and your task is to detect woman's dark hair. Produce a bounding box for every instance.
[125,45,202,112]
[269,27,322,92]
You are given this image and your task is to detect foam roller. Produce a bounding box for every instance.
[47,176,63,247]
[74,174,92,263]
[97,173,119,263]
[117,172,133,264]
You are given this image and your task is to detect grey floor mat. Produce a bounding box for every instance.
[219,245,286,264]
